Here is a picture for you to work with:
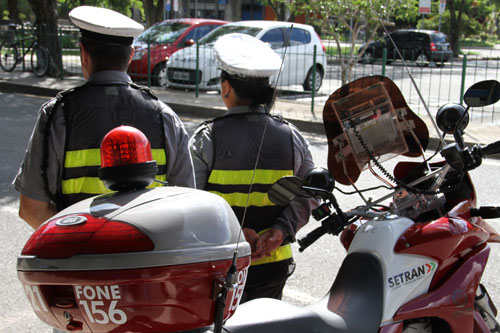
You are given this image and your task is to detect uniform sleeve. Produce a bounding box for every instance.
[188,123,213,190]
[159,102,196,188]
[272,125,319,242]
[12,99,63,203]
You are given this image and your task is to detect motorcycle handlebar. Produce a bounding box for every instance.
[298,225,327,252]
[481,141,500,157]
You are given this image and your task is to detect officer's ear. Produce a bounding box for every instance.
[221,79,231,99]
[127,45,134,65]
[79,42,92,79]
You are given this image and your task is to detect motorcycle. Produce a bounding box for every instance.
[17,76,500,333]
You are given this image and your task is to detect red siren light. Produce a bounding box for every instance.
[101,126,153,167]
[98,126,158,191]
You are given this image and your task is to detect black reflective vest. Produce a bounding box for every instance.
[45,82,167,209]
[205,112,294,265]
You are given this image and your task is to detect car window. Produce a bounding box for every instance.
[415,32,429,44]
[390,32,404,44]
[430,32,447,43]
[183,24,218,42]
[198,25,262,45]
[261,28,285,49]
[136,22,191,44]
[287,28,311,46]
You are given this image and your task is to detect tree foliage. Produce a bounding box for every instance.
[58,0,143,18]
[416,0,494,55]
[286,0,408,85]
[259,0,295,21]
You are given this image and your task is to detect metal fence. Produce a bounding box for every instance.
[123,42,500,124]
[2,23,500,123]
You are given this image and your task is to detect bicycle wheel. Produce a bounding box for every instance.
[0,42,19,72]
[30,44,49,77]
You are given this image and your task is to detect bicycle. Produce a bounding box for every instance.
[0,24,49,77]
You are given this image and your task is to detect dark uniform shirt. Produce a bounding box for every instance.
[13,71,195,204]
[189,105,318,241]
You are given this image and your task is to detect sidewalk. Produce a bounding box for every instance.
[0,70,498,149]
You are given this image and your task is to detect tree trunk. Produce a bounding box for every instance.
[143,0,164,28]
[7,0,21,23]
[225,0,241,21]
[179,0,190,17]
[448,0,466,56]
[28,0,62,78]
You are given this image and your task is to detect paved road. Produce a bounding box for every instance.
[1,92,499,332]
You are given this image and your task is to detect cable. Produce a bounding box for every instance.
[351,125,461,195]
[334,184,393,195]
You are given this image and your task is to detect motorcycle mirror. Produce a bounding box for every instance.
[464,80,500,108]
[303,168,335,192]
[268,176,303,206]
[436,103,469,134]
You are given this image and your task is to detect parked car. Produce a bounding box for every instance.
[127,18,227,86]
[165,20,327,91]
[359,29,453,67]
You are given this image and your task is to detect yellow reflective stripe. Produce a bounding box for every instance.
[65,149,101,168]
[209,191,274,207]
[62,174,167,194]
[251,243,292,266]
[208,169,293,185]
[151,149,166,166]
[64,148,167,168]
[61,177,111,195]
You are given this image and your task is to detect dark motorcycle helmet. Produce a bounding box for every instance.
[436,103,469,134]
[303,167,335,192]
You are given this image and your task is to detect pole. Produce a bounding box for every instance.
[147,36,151,87]
[195,42,199,98]
[311,45,316,118]
[460,55,467,105]
[382,48,387,76]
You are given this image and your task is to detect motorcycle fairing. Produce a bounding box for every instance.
[346,216,438,323]
[394,201,492,290]
[392,244,490,332]
[220,252,384,333]
[323,75,429,185]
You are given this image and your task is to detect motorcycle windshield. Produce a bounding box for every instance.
[323,76,429,185]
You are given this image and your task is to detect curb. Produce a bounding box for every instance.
[0,81,59,97]
[0,79,494,159]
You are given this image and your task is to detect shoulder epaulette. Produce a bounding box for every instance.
[130,82,158,100]
[270,113,289,124]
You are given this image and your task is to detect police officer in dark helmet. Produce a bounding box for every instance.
[190,33,318,302]
[13,6,195,230]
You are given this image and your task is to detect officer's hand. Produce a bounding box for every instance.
[242,228,259,253]
[253,228,283,259]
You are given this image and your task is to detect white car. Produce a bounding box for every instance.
[165,20,327,91]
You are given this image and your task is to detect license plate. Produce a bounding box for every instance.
[173,71,190,81]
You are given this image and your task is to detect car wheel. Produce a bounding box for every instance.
[303,67,323,92]
[153,62,168,87]
[415,53,430,67]
[361,50,374,64]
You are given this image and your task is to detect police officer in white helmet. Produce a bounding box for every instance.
[190,33,318,302]
[13,6,195,230]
